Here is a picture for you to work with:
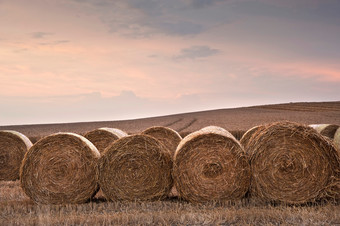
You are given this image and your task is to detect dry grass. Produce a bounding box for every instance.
[0,130,32,181]
[1,181,339,225]
[20,133,100,205]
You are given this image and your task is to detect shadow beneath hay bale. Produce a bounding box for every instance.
[179,131,191,138]
[28,136,43,144]
[230,130,246,140]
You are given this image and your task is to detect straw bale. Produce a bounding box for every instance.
[98,134,173,201]
[20,132,100,204]
[240,125,265,153]
[173,126,250,203]
[84,127,127,154]
[309,124,329,133]
[141,126,182,157]
[246,121,340,204]
[0,130,33,181]
[335,128,340,150]
[309,124,339,139]
[320,124,339,139]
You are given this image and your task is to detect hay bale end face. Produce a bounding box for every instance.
[0,130,33,181]
[141,126,182,157]
[247,121,340,204]
[20,133,100,204]
[84,127,127,154]
[173,126,251,203]
[98,134,173,201]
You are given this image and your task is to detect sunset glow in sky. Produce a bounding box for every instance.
[1,0,340,125]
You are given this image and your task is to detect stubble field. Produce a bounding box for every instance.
[1,101,340,225]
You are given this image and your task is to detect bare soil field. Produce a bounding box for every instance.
[0,101,340,225]
[1,101,340,142]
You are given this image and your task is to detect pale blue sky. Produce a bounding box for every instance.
[1,0,339,125]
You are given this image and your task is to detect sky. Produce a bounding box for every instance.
[1,0,340,125]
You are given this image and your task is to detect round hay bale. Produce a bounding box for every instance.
[240,125,265,153]
[20,133,100,204]
[247,121,340,204]
[98,134,173,201]
[309,124,339,139]
[141,126,182,157]
[173,126,250,203]
[0,130,33,181]
[309,124,329,133]
[84,127,127,154]
[334,128,340,150]
[320,124,339,139]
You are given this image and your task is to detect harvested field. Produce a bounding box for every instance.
[0,181,339,225]
[0,101,339,224]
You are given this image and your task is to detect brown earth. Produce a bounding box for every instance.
[1,101,340,142]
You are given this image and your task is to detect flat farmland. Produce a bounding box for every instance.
[0,101,339,225]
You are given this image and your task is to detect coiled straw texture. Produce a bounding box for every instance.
[98,134,173,201]
[0,130,33,181]
[173,126,250,203]
[84,127,127,154]
[246,121,340,204]
[141,126,182,157]
[20,133,100,204]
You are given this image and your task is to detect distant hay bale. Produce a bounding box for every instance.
[141,126,182,156]
[309,124,329,133]
[246,121,340,204]
[240,125,265,152]
[320,124,339,139]
[0,130,33,181]
[309,124,339,139]
[98,134,173,201]
[84,127,127,154]
[334,128,340,150]
[20,133,100,204]
[173,126,250,203]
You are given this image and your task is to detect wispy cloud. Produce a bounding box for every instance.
[31,32,54,39]
[38,40,70,46]
[174,45,220,60]
[186,0,228,9]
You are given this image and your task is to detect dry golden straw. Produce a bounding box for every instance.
[98,134,173,201]
[84,127,127,154]
[141,126,182,157]
[334,128,340,150]
[173,126,251,203]
[20,133,100,204]
[309,124,339,139]
[240,125,265,151]
[0,130,33,181]
[246,121,340,204]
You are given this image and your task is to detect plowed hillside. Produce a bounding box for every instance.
[1,101,339,141]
